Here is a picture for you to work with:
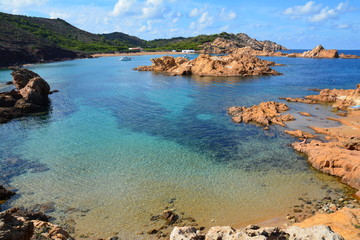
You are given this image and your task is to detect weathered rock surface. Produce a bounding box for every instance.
[0,185,15,201]
[170,224,344,240]
[295,208,360,240]
[339,53,360,59]
[0,68,51,123]
[135,54,282,77]
[299,45,339,58]
[228,101,294,127]
[299,112,313,117]
[0,208,74,240]
[281,84,360,110]
[292,137,360,197]
[285,130,317,139]
[201,34,287,54]
[286,225,344,240]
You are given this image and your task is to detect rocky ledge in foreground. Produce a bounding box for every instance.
[281,85,360,197]
[170,224,344,240]
[0,68,52,123]
[134,54,282,77]
[0,207,73,240]
[227,101,294,128]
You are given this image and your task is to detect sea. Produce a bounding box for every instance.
[0,50,360,239]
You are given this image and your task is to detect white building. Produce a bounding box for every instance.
[181,50,196,53]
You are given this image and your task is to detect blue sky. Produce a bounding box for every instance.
[0,0,359,49]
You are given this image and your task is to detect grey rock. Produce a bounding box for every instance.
[170,227,204,240]
[286,225,344,240]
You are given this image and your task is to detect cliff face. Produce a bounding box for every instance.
[202,33,287,54]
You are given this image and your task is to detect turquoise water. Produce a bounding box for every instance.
[1,54,360,239]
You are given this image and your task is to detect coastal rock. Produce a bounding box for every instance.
[0,185,16,201]
[339,53,360,59]
[170,225,342,240]
[11,68,41,90]
[279,97,317,104]
[0,208,74,240]
[0,68,50,123]
[295,208,360,240]
[285,130,317,139]
[281,85,360,110]
[286,225,344,240]
[300,45,339,58]
[201,33,286,54]
[228,101,293,127]
[292,140,360,197]
[299,112,312,117]
[170,227,202,240]
[0,210,34,240]
[135,54,282,77]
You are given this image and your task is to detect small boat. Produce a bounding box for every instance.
[119,56,132,61]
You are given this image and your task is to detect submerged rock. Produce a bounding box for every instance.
[0,185,16,201]
[134,54,282,77]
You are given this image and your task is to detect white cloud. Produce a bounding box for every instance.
[49,11,71,19]
[199,12,214,28]
[335,23,350,29]
[189,8,201,17]
[109,0,136,17]
[308,2,349,22]
[219,8,236,21]
[283,1,322,16]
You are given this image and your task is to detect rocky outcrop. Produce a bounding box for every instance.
[228,101,294,127]
[281,84,360,110]
[0,185,15,201]
[299,45,339,58]
[201,33,287,54]
[339,53,360,59]
[170,224,344,240]
[0,208,74,240]
[135,54,282,77]
[0,68,51,123]
[295,207,360,240]
[285,130,317,139]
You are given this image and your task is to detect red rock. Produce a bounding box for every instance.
[285,130,317,139]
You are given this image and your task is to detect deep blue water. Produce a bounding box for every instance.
[0,54,359,238]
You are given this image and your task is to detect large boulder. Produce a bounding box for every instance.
[10,68,40,90]
[300,45,339,58]
[286,225,344,240]
[19,77,50,105]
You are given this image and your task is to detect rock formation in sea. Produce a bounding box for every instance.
[134,54,282,77]
[0,68,51,123]
[227,101,294,127]
[281,85,360,197]
[0,185,15,201]
[169,224,344,240]
[281,84,360,110]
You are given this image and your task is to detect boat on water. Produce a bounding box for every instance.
[119,56,132,61]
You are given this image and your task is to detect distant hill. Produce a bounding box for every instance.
[0,12,287,67]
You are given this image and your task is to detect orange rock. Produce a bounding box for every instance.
[295,208,360,240]
[339,53,360,59]
[299,112,313,117]
[285,130,317,139]
[135,54,282,77]
[228,101,293,127]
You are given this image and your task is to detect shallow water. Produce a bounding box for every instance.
[1,53,360,239]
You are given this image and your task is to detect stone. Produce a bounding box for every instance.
[0,210,34,240]
[0,185,16,201]
[10,67,40,90]
[295,208,360,240]
[170,227,203,240]
[299,45,339,58]
[135,54,282,77]
[299,112,312,117]
[228,101,293,127]
[285,130,317,139]
[162,210,179,225]
[286,225,344,240]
